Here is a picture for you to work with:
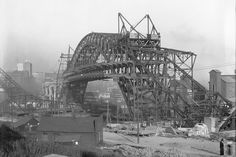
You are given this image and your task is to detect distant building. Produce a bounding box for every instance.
[84,92,99,104]
[209,70,236,103]
[43,81,57,101]
[0,88,7,103]
[8,70,31,89]
[37,116,103,147]
[41,72,58,101]
[84,92,101,114]
[32,72,45,95]
[23,61,33,77]
[32,72,45,81]
[110,87,124,104]
[8,70,30,83]
[7,70,41,95]
[17,63,24,71]
[13,116,39,132]
[44,72,57,82]
[7,60,40,95]
[17,60,33,77]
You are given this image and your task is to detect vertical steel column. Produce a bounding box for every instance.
[173,54,177,118]
[116,102,119,124]
[191,55,194,99]
[106,100,110,124]
[155,89,158,122]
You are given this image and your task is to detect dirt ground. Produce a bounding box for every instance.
[103,131,236,156]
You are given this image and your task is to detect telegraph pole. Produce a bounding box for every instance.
[134,77,140,144]
[106,100,109,124]
[137,91,140,144]
[116,103,118,124]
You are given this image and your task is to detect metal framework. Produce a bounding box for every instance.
[63,13,232,125]
[0,67,52,114]
[56,46,73,109]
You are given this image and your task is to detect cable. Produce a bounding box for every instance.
[194,63,235,71]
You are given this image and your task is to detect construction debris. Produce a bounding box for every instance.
[188,123,210,138]
[219,130,236,142]
[102,144,189,157]
[105,123,156,137]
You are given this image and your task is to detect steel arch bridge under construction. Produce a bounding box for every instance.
[62,13,232,125]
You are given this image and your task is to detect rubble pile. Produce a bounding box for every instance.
[188,123,210,138]
[105,123,156,137]
[156,126,178,137]
[152,149,188,157]
[219,130,236,142]
[102,145,188,157]
[112,145,154,157]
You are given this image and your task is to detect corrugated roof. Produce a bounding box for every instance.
[38,116,102,133]
[13,116,38,128]
[221,75,236,83]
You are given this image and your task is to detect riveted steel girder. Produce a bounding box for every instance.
[63,32,232,124]
[0,67,52,113]
[63,32,199,121]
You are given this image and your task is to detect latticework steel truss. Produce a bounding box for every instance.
[0,67,52,114]
[63,13,232,126]
[56,48,73,108]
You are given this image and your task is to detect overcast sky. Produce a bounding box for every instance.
[0,0,235,86]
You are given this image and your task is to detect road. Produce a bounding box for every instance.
[103,131,235,156]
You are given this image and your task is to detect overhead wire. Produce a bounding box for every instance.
[194,63,235,71]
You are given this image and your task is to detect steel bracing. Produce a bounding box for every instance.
[0,67,52,114]
[56,48,73,108]
[63,13,232,125]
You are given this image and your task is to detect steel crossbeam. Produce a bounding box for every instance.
[0,67,53,114]
[62,13,232,125]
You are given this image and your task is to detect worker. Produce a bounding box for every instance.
[220,138,224,156]
[226,141,232,156]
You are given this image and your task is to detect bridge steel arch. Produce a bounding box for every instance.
[63,14,232,125]
[63,32,199,122]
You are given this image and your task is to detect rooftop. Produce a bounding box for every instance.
[38,116,102,133]
[13,116,38,128]
[209,69,221,73]
[221,75,236,83]
[43,154,68,157]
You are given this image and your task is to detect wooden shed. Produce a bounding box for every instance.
[37,116,103,147]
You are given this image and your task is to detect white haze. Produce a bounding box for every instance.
[0,0,235,87]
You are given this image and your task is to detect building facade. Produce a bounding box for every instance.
[209,70,236,103]
[17,60,33,77]
[37,116,103,147]
[13,116,39,132]
[42,81,57,101]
